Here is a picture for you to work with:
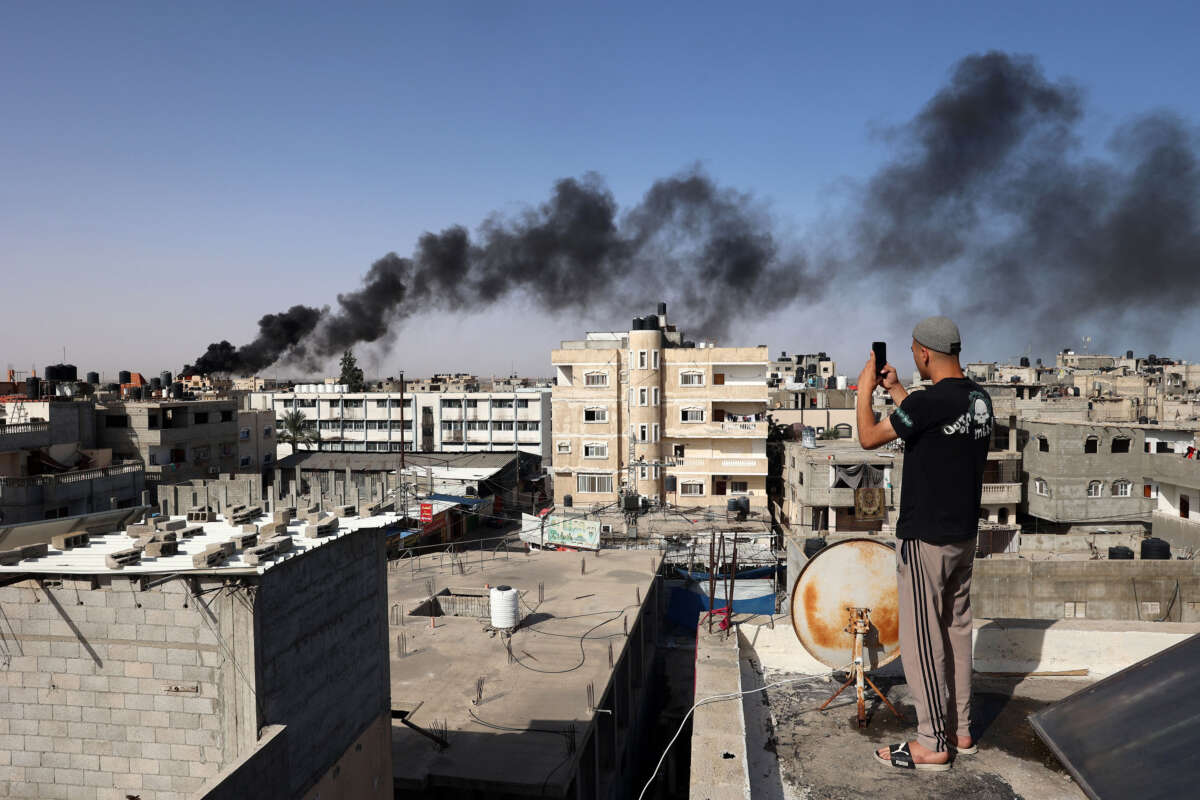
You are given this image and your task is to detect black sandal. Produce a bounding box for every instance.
[873,742,952,771]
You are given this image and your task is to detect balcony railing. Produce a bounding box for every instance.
[981,483,1021,504]
[0,422,49,436]
[0,461,144,488]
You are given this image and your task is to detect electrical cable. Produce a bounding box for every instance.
[636,660,854,800]
[503,606,638,674]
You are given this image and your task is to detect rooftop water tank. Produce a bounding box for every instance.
[86,371,100,385]
[489,585,520,630]
[118,370,132,385]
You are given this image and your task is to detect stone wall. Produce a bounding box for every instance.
[0,575,233,799]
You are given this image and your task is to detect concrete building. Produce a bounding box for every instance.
[0,400,145,523]
[0,503,394,799]
[95,398,255,484]
[236,409,277,473]
[386,547,665,797]
[551,305,769,511]
[249,385,552,461]
[767,351,835,387]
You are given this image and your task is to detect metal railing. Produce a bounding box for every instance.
[0,422,50,436]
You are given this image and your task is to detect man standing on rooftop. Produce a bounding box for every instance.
[855,316,994,771]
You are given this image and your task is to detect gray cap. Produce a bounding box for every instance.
[912,316,962,355]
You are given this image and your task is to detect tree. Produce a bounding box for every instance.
[340,350,365,392]
[278,409,316,452]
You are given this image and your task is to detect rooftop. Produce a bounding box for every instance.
[0,506,402,577]
[386,548,660,795]
[275,450,517,472]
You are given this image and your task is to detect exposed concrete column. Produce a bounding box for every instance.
[828,506,837,533]
[1008,414,1017,451]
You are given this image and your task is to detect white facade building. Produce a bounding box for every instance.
[248,385,552,461]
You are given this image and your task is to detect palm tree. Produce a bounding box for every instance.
[278,409,316,453]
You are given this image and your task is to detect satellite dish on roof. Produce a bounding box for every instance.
[789,538,901,671]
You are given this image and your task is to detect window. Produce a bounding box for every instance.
[577,473,614,494]
[680,481,704,496]
[492,399,514,408]
[584,442,608,458]
[1035,478,1049,497]
[1064,601,1086,619]
[1156,441,1172,453]
[263,454,273,464]
[375,400,389,408]
[193,446,211,461]
[390,420,411,430]
[680,371,704,386]
[1182,494,1190,519]
[730,481,749,494]
[492,421,514,431]
[465,399,479,409]
[239,427,251,440]
[1038,436,1049,452]
[263,427,272,437]
[343,400,363,408]
[466,420,488,430]
[441,399,463,409]
[194,412,209,424]
[517,399,531,408]
[639,424,648,442]
[681,407,705,423]
[240,456,252,467]
[1113,480,1132,497]
[639,465,648,479]
[638,350,647,369]
[1087,481,1103,498]
[673,444,685,458]
[221,410,234,422]
[652,387,660,406]
[584,407,608,423]
[557,441,571,454]
[1111,437,1131,453]
[517,420,539,431]
[652,350,660,369]
[148,413,159,429]
[639,388,648,406]
[652,423,660,442]
[1084,436,1098,454]
[585,372,609,387]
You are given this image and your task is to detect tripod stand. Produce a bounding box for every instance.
[818,607,905,728]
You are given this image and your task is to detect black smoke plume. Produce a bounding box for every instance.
[187,170,815,375]
[189,50,1200,375]
[855,51,1200,350]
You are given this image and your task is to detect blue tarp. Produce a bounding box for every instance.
[385,527,421,541]
[666,580,776,627]
[673,564,779,582]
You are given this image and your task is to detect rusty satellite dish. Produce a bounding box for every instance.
[789,537,901,671]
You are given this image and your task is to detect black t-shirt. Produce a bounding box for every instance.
[889,377,993,544]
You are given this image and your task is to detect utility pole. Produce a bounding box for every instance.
[399,371,406,471]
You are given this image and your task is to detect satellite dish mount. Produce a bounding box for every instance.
[817,607,905,728]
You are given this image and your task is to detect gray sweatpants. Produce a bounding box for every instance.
[895,536,976,752]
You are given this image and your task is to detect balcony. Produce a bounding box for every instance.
[0,422,49,436]
[669,421,768,438]
[0,461,144,488]
[982,483,1022,504]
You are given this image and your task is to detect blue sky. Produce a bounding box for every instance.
[3,2,1198,379]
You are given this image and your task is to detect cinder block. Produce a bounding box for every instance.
[50,533,89,551]
[154,518,185,532]
[230,532,258,551]
[143,540,178,558]
[179,524,204,538]
[104,549,140,570]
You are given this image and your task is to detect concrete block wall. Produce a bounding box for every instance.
[0,576,229,799]
[196,724,290,800]
[255,527,391,797]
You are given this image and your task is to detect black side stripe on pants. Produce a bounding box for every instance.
[909,539,947,751]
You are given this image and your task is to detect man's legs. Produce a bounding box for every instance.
[942,537,976,744]
[895,538,951,753]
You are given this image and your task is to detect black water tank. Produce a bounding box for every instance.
[664,475,677,492]
[172,382,184,397]
[623,494,640,512]
[1139,416,1149,424]
[1108,546,1134,560]
[161,371,172,385]
[804,537,827,558]
[658,302,667,315]
[1140,538,1171,560]
[26,376,40,399]
[683,341,696,348]
[643,315,659,331]
[150,377,162,390]
[118,370,132,384]
[86,371,100,385]
[1127,350,1135,359]
[1020,357,1030,367]
[726,498,739,512]
[563,494,573,508]
[131,387,144,401]
[46,364,76,381]
[738,496,750,514]
[1149,354,1158,363]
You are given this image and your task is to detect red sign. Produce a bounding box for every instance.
[419,503,433,523]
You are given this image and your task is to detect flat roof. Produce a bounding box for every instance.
[0,509,403,577]
[275,450,518,472]
[388,549,661,795]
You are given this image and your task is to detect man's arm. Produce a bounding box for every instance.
[856,353,899,450]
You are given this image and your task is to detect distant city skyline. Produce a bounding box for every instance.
[4,2,1199,379]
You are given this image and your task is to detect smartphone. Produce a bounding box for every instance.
[872,341,887,378]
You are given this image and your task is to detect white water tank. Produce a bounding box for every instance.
[489,585,520,630]
[836,375,847,390]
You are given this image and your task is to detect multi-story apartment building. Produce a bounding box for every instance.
[248,385,552,461]
[95,397,245,483]
[1019,419,1200,542]
[237,408,278,471]
[768,351,836,388]
[551,305,769,510]
[0,399,145,522]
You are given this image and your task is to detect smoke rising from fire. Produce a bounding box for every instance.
[186,51,1200,375]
